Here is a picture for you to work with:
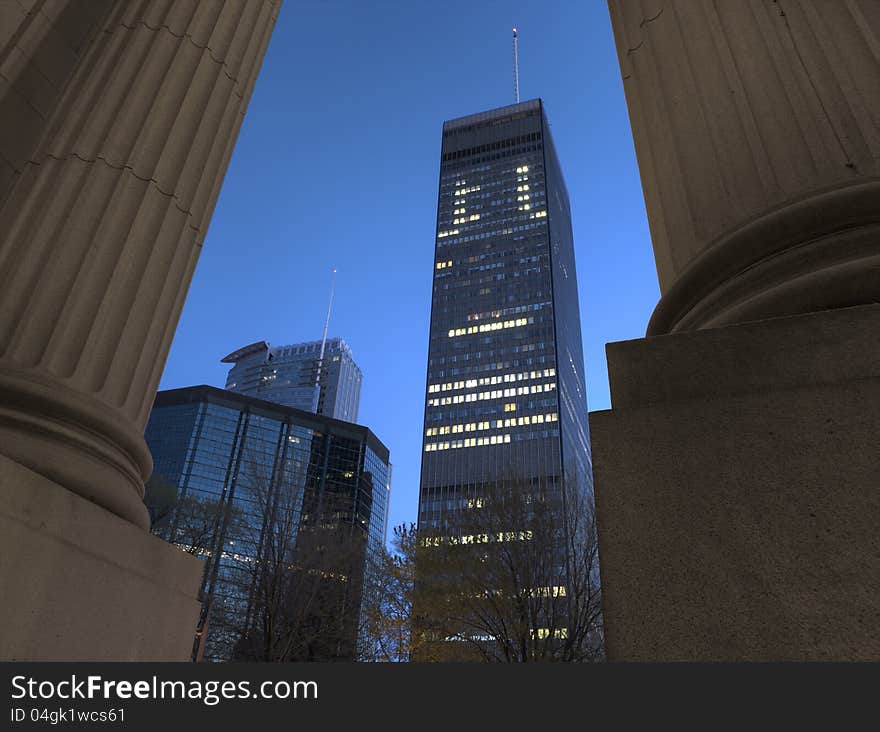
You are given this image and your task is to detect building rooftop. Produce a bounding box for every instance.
[443,98,542,134]
[221,337,356,363]
[220,340,269,364]
[153,384,388,463]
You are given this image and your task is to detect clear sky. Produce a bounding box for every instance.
[158,0,659,535]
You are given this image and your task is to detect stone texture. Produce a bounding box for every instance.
[0,454,202,661]
[598,0,880,662]
[609,0,880,334]
[591,306,880,660]
[0,1,280,660]
[0,0,113,205]
[607,302,880,408]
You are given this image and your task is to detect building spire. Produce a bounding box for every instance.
[313,267,336,412]
[512,27,520,104]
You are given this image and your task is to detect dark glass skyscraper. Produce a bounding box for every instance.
[418,98,592,534]
[145,385,390,661]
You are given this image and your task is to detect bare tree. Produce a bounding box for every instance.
[145,475,233,558]
[358,523,421,662]
[213,453,368,662]
[146,474,250,661]
[413,482,604,662]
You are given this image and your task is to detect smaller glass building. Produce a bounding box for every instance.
[145,385,390,661]
[222,338,362,423]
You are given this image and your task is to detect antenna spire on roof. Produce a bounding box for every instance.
[512,27,520,104]
[313,267,336,413]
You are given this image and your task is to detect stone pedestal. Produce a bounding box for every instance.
[590,306,879,660]
[597,1,880,659]
[0,455,202,660]
[0,1,279,659]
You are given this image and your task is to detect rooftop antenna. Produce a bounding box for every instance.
[512,27,520,104]
[313,267,336,413]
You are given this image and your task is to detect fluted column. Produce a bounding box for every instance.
[595,0,880,661]
[609,0,880,334]
[0,0,280,529]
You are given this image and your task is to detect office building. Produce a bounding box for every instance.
[222,338,362,422]
[418,100,593,588]
[145,385,390,661]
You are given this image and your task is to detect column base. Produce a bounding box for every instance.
[590,305,880,660]
[0,454,202,660]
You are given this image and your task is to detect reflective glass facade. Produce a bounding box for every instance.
[419,98,592,530]
[222,338,362,422]
[145,385,390,661]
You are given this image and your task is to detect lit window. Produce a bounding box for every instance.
[447,316,533,338]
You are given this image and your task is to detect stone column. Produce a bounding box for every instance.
[610,0,879,334]
[0,0,280,660]
[592,0,879,660]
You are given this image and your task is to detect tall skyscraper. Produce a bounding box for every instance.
[418,98,592,544]
[222,338,362,422]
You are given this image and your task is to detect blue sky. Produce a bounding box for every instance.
[158,1,659,534]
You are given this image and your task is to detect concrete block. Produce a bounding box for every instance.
[591,306,880,660]
[0,454,203,660]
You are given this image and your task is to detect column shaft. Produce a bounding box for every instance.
[0,0,281,528]
[609,0,880,334]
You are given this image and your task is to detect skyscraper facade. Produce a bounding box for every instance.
[145,385,390,661]
[418,98,592,541]
[222,338,362,422]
